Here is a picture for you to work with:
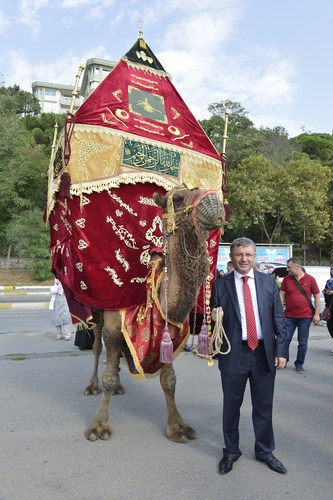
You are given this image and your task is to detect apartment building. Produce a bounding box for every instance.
[32,57,116,114]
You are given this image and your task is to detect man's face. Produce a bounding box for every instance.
[287,261,300,277]
[230,245,256,275]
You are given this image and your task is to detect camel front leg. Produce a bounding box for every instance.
[85,311,125,441]
[160,363,196,443]
[84,320,103,395]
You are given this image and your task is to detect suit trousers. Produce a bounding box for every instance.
[220,342,276,460]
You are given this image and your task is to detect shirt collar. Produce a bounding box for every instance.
[234,269,255,281]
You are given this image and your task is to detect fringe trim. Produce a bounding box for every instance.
[121,56,171,79]
[70,172,177,196]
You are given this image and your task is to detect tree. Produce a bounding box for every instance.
[291,133,333,166]
[0,90,48,258]
[200,100,273,169]
[6,208,52,280]
[224,155,332,245]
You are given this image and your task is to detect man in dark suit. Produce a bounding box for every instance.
[211,237,288,475]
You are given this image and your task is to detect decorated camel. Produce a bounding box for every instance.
[84,185,224,442]
[46,35,229,442]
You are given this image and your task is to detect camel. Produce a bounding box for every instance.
[83,186,225,443]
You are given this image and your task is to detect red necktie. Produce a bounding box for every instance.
[242,275,258,350]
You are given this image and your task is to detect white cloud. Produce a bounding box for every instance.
[18,0,49,34]
[5,45,112,90]
[0,9,10,33]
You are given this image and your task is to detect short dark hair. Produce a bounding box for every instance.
[287,257,302,266]
[230,237,256,254]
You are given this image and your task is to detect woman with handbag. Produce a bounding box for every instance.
[322,264,333,354]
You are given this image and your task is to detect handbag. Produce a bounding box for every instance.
[320,307,331,322]
[292,277,315,315]
[74,325,95,350]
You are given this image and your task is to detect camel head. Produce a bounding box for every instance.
[153,186,225,234]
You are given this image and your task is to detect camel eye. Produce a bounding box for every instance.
[172,194,184,208]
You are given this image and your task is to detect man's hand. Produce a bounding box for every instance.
[275,357,286,369]
[312,313,320,325]
[211,306,223,323]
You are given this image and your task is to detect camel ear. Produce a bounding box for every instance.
[153,192,167,209]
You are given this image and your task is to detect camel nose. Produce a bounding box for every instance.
[196,193,225,230]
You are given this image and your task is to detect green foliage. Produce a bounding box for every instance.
[290,133,333,166]
[6,208,52,280]
[224,155,333,247]
[0,84,40,115]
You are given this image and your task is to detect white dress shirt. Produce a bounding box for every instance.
[233,269,263,341]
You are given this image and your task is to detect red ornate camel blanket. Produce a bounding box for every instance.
[120,258,189,379]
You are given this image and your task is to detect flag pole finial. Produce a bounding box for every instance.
[138,20,144,38]
[138,20,146,48]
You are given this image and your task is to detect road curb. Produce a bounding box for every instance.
[0,302,50,309]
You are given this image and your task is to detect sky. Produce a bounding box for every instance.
[0,0,332,138]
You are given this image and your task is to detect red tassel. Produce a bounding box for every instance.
[160,326,174,363]
[198,323,209,355]
[59,172,71,199]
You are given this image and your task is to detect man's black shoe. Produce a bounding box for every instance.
[218,455,236,475]
[257,454,287,474]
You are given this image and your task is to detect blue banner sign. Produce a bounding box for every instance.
[217,244,292,272]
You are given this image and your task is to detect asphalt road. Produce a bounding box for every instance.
[1,316,333,500]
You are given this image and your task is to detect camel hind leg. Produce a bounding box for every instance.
[84,311,103,395]
[85,311,125,441]
[160,363,196,443]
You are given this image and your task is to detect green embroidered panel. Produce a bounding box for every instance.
[122,139,180,177]
[128,87,167,123]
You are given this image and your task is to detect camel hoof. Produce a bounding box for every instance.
[84,383,102,396]
[85,423,112,441]
[167,425,197,443]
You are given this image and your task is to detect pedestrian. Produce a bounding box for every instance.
[211,237,288,476]
[49,278,72,340]
[322,263,333,354]
[280,257,320,373]
[226,260,234,273]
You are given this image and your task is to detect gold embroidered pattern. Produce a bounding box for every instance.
[130,74,159,85]
[210,239,217,248]
[101,107,129,128]
[61,216,72,235]
[104,267,124,286]
[145,216,163,247]
[108,192,138,215]
[75,218,86,228]
[106,216,139,249]
[140,245,151,266]
[80,281,88,290]
[81,195,91,206]
[112,90,123,102]
[115,210,123,217]
[76,262,83,272]
[131,80,159,91]
[138,196,157,206]
[133,125,165,136]
[53,224,58,231]
[133,118,164,130]
[139,220,147,227]
[130,277,147,284]
[135,50,153,64]
[115,249,129,272]
[171,107,180,120]
[78,239,89,250]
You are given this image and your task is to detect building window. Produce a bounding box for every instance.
[45,89,57,96]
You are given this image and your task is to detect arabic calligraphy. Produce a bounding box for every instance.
[122,139,180,177]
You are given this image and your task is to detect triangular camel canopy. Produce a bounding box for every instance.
[56,37,223,199]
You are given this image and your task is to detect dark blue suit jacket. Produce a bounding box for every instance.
[211,270,288,375]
